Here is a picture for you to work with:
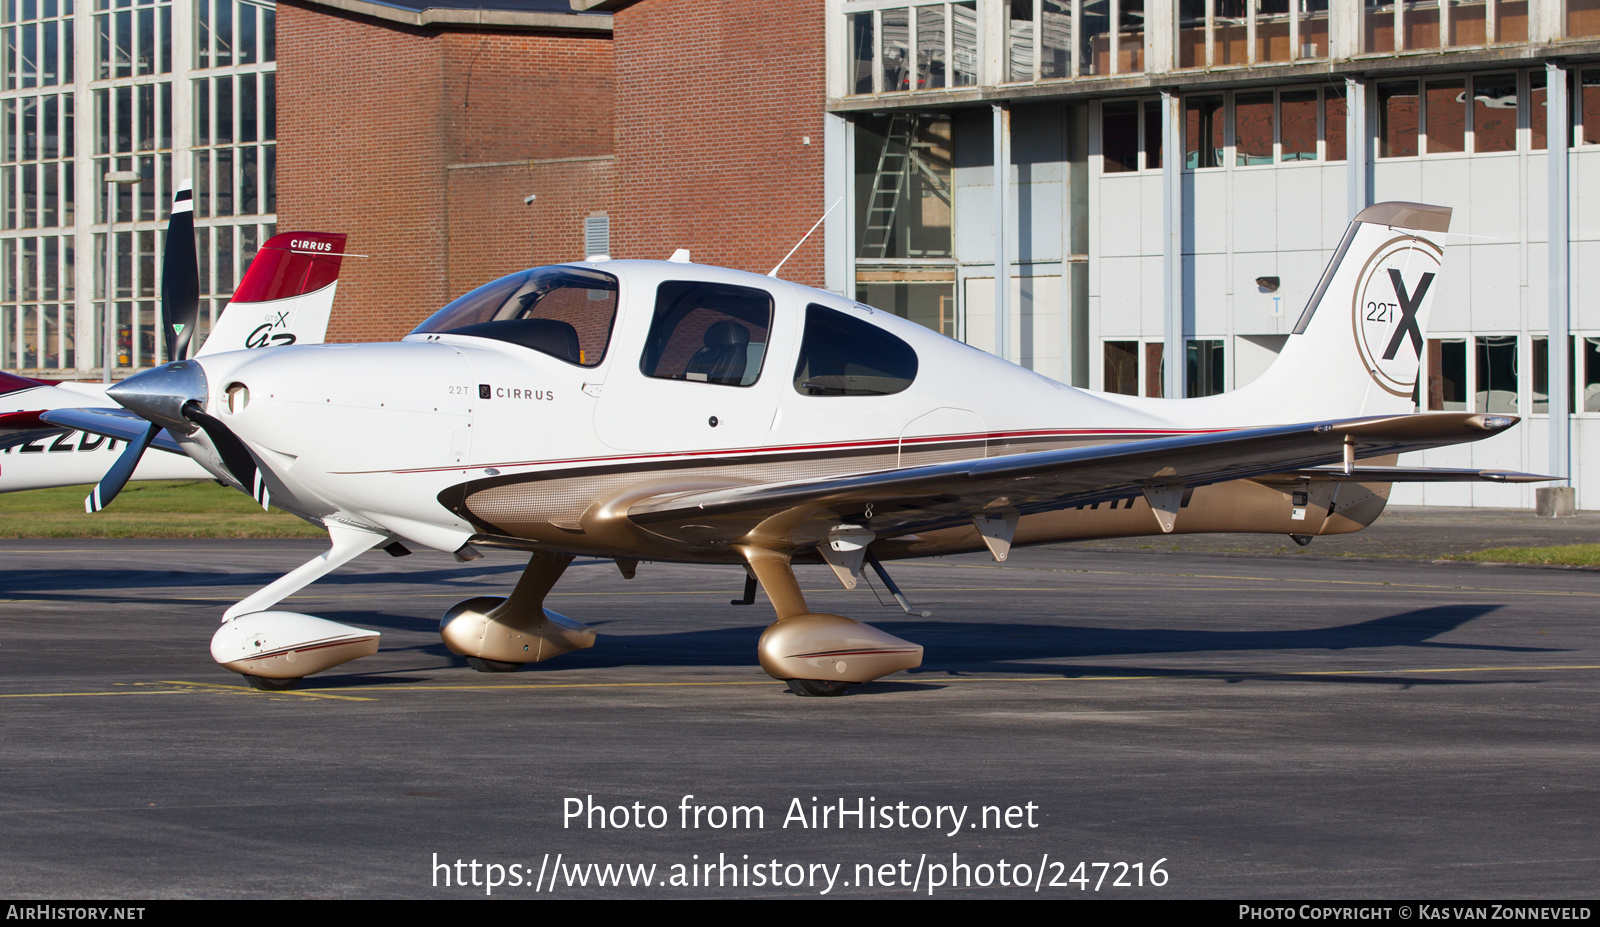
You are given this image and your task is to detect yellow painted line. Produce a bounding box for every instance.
[321,679,783,693]
[0,689,191,699]
[925,664,1600,683]
[158,680,375,701]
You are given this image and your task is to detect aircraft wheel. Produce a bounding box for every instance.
[243,674,301,691]
[465,656,522,673]
[786,678,851,697]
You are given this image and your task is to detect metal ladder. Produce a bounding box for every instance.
[858,113,919,259]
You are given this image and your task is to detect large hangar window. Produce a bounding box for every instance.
[854,112,955,338]
[1426,338,1468,411]
[1426,78,1466,153]
[1185,95,1224,168]
[1475,336,1518,414]
[1531,337,1576,415]
[1471,73,1517,153]
[1101,102,1139,172]
[1007,1,1071,82]
[1574,0,1600,36]
[1279,89,1318,160]
[1587,71,1600,145]
[640,281,773,388]
[1101,99,1163,173]
[1177,0,1329,67]
[1103,341,1138,395]
[843,3,977,95]
[1186,339,1225,398]
[1378,80,1420,157]
[1235,91,1274,165]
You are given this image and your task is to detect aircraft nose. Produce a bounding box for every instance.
[105,359,208,436]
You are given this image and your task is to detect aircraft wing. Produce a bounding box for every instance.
[1268,465,1553,483]
[623,412,1526,549]
[39,408,186,454]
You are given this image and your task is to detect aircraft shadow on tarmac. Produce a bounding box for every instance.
[302,602,1556,692]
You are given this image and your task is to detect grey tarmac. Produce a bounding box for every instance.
[0,519,1595,898]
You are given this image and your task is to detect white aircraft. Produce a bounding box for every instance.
[0,182,348,494]
[50,201,1547,695]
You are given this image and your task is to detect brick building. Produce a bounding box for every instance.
[274,0,614,342]
[275,0,827,342]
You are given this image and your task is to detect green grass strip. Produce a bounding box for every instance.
[0,480,326,538]
[1451,544,1600,567]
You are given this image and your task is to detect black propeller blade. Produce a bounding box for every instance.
[162,180,200,363]
[84,421,159,513]
[85,182,211,515]
[181,402,268,509]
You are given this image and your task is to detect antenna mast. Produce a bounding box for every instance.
[767,197,844,278]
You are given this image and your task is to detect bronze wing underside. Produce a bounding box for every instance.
[620,412,1534,551]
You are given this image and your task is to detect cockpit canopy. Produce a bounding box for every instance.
[411,266,619,367]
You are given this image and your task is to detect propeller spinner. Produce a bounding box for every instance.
[83,181,264,513]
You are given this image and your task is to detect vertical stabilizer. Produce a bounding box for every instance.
[197,232,348,356]
[1234,202,1451,422]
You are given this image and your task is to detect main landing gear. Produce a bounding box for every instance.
[739,546,924,697]
[435,545,922,696]
[439,550,597,671]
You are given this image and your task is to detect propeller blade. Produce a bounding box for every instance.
[85,421,159,513]
[181,402,269,509]
[161,181,200,363]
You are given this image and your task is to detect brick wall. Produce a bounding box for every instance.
[277,0,827,340]
[276,2,615,342]
[444,158,616,298]
[611,0,827,286]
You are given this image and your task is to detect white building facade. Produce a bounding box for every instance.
[822,0,1600,508]
[0,0,277,377]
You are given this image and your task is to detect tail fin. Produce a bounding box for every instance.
[1235,201,1450,421]
[196,231,348,356]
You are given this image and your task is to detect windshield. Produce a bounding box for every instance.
[411,266,619,367]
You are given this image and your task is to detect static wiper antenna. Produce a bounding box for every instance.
[767,197,842,279]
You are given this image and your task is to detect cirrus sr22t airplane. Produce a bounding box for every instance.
[49,201,1547,695]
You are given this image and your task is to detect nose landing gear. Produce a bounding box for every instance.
[740,545,923,697]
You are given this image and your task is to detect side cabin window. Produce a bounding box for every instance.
[793,303,918,396]
[640,281,774,387]
[410,267,619,367]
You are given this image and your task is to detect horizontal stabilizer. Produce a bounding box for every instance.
[1273,466,1555,483]
[40,408,185,454]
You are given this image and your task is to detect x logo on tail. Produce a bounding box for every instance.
[1382,268,1432,361]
